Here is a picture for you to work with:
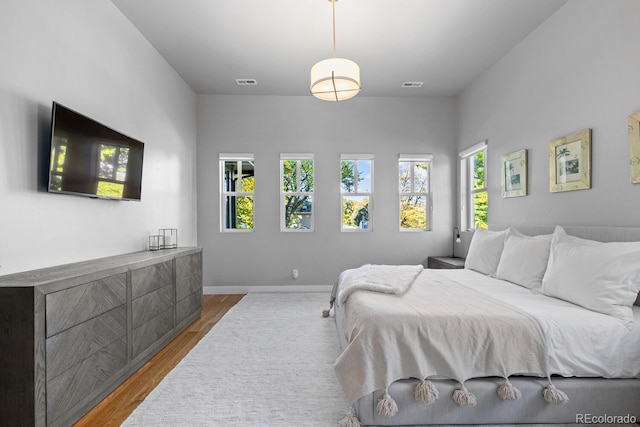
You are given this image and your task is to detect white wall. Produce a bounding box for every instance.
[457,0,640,228]
[198,95,457,291]
[0,0,197,275]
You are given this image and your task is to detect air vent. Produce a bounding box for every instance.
[402,82,423,88]
[236,79,258,86]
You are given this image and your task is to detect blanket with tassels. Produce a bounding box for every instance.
[334,268,567,418]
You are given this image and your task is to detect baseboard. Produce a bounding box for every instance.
[204,284,333,295]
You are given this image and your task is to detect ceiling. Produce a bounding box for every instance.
[111,0,567,98]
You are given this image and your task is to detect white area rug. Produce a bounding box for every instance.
[122,292,350,426]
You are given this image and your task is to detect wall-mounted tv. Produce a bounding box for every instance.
[47,102,144,201]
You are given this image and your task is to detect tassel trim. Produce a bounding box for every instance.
[497,378,521,401]
[339,411,361,427]
[322,297,336,318]
[414,379,439,404]
[452,384,477,407]
[368,377,566,415]
[543,382,569,405]
[376,390,398,417]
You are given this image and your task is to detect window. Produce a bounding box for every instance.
[281,154,314,231]
[220,154,254,231]
[399,154,432,231]
[341,154,373,231]
[460,141,488,230]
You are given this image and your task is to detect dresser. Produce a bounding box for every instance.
[0,248,202,427]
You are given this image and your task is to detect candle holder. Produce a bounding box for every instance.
[159,228,178,249]
[149,235,162,251]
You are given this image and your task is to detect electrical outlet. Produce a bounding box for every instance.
[292,269,299,279]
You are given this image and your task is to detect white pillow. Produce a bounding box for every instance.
[541,226,640,327]
[465,228,509,276]
[495,229,552,290]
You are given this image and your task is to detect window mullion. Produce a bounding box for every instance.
[353,161,359,194]
[410,163,415,193]
[237,160,243,191]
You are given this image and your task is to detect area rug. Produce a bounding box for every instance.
[122,292,350,427]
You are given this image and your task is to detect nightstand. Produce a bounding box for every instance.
[427,256,465,269]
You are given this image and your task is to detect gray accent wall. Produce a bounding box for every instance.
[0,0,197,276]
[457,0,640,228]
[197,95,457,290]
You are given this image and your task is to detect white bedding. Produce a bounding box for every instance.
[335,268,640,405]
[438,269,640,378]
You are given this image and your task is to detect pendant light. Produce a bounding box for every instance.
[310,0,361,101]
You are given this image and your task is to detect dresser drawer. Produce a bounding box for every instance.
[176,270,202,301]
[132,306,174,358]
[46,337,127,425]
[176,252,202,280]
[132,283,173,329]
[46,273,126,337]
[131,260,173,299]
[46,306,127,381]
[176,290,202,324]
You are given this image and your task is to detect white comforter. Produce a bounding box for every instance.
[334,268,640,405]
[442,269,640,379]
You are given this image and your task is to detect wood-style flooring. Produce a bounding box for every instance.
[74,294,245,427]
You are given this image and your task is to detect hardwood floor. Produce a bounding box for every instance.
[74,294,245,427]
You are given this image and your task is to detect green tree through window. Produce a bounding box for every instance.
[341,157,372,230]
[399,158,431,230]
[281,157,314,230]
[221,157,254,231]
[472,151,488,229]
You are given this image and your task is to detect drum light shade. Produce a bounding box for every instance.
[310,0,360,102]
[310,58,361,101]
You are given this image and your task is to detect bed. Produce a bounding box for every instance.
[331,225,640,426]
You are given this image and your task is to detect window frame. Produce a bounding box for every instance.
[398,154,433,232]
[459,141,488,231]
[280,153,315,232]
[219,153,255,232]
[340,154,374,232]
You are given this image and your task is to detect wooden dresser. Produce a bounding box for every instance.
[0,248,202,427]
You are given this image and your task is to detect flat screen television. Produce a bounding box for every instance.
[47,102,144,201]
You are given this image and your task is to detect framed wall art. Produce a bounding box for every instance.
[549,128,591,193]
[629,112,640,184]
[501,149,527,198]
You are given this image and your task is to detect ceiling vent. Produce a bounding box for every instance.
[402,82,423,88]
[236,79,257,86]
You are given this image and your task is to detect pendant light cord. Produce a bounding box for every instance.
[332,0,337,58]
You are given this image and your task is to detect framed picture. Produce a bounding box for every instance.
[549,128,591,193]
[501,149,527,198]
[629,112,640,184]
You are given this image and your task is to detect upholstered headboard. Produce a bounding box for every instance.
[490,224,640,243]
[489,224,640,307]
